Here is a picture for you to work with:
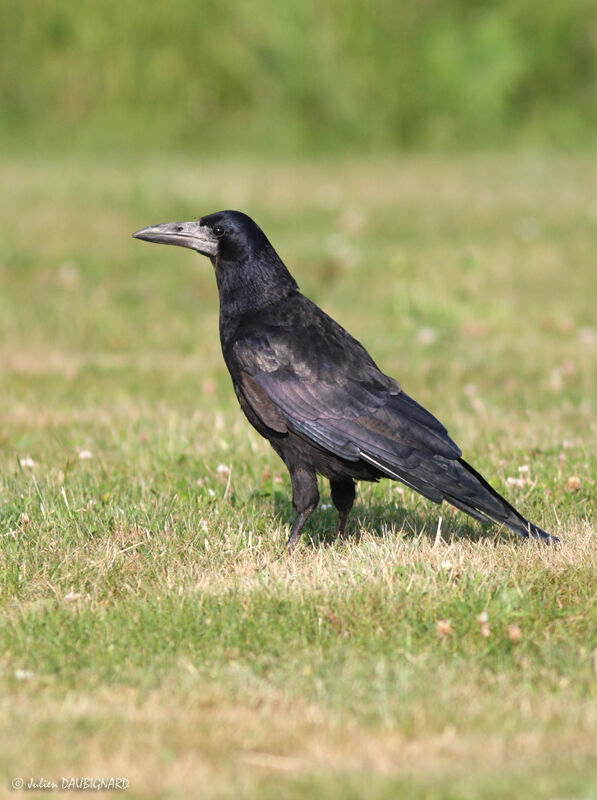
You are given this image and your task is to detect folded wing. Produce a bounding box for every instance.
[233,313,462,502]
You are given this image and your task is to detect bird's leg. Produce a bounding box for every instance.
[330,478,356,541]
[286,507,317,554]
[286,464,319,554]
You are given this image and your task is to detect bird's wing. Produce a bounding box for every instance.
[232,315,462,483]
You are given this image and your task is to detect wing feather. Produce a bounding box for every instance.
[232,317,462,479]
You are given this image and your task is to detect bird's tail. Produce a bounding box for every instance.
[444,458,558,545]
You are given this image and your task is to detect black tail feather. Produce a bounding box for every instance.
[449,458,558,545]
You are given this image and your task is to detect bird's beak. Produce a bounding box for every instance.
[132,220,219,257]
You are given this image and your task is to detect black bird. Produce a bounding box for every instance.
[133,210,557,551]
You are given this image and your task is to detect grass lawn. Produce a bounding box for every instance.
[0,153,595,799]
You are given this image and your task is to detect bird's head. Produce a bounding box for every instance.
[133,209,298,313]
[133,210,270,263]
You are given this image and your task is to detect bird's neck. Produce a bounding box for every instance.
[215,250,298,323]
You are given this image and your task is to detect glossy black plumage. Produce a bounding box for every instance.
[133,210,557,551]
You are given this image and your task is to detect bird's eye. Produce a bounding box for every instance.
[212,225,225,238]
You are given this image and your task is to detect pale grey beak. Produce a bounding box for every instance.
[132,220,219,257]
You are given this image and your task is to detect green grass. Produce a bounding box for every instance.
[0,154,595,799]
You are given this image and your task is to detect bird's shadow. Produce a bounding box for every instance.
[269,493,501,549]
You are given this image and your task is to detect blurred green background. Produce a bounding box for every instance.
[2,0,597,155]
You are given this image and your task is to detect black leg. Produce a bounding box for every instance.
[330,478,356,541]
[285,463,319,554]
[286,507,316,553]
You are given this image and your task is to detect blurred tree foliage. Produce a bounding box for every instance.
[2,0,596,153]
